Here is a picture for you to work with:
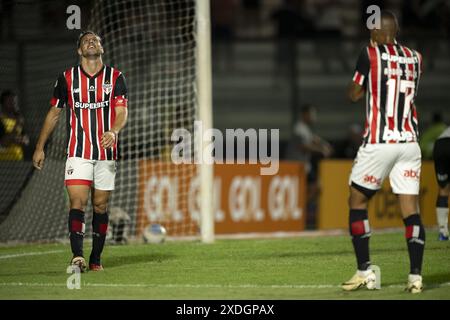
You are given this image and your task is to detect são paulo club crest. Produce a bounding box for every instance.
[103,81,113,94]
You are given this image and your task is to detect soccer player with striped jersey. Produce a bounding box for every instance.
[342,11,425,293]
[32,31,128,272]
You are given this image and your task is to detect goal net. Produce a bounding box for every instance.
[0,0,207,243]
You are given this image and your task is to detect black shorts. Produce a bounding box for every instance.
[433,138,450,188]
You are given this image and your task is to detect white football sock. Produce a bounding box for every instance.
[436,207,449,235]
[408,274,422,283]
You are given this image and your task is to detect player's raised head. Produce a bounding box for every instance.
[370,10,399,45]
[77,30,104,58]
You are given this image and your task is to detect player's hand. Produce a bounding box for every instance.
[33,149,45,170]
[101,131,116,149]
[321,142,334,158]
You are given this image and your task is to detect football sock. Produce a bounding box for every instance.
[403,213,425,275]
[349,209,371,271]
[69,209,85,258]
[90,211,109,265]
[436,196,449,235]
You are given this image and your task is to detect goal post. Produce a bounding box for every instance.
[196,0,214,244]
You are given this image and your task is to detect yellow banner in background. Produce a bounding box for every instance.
[318,160,438,230]
[137,162,306,236]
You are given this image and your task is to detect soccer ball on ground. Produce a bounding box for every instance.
[142,224,167,244]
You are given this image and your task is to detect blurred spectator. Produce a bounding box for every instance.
[0,90,29,161]
[420,112,447,160]
[334,123,363,159]
[211,0,238,72]
[286,104,333,228]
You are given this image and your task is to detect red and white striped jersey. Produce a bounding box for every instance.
[50,65,128,160]
[352,43,422,144]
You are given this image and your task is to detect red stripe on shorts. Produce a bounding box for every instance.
[65,179,93,186]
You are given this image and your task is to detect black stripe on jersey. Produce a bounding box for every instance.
[364,85,369,145]
[378,45,387,143]
[73,66,84,158]
[103,66,113,160]
[65,101,71,152]
[64,71,71,152]
[410,51,420,136]
[397,45,407,134]
[89,77,99,160]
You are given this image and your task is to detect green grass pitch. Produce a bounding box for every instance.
[0,231,449,300]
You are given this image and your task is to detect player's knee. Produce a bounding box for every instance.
[349,196,366,209]
[398,195,419,217]
[348,187,370,209]
[70,200,87,211]
[93,203,108,214]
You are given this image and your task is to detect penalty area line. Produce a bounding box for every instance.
[0,250,64,260]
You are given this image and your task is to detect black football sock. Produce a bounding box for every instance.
[90,211,109,265]
[349,209,371,271]
[403,213,425,275]
[68,209,85,258]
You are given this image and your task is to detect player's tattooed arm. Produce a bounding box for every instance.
[101,106,128,149]
[33,106,63,170]
[348,81,365,103]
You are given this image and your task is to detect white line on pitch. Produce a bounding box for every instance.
[0,250,64,260]
[1,282,449,289]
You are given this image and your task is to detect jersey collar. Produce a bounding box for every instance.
[79,64,105,79]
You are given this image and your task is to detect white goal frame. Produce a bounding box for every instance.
[196,0,214,244]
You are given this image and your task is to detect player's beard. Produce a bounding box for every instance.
[83,51,102,60]
[82,47,103,60]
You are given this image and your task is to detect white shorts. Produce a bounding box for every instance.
[64,157,116,191]
[349,143,421,195]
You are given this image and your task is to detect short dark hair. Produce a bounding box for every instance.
[381,10,399,30]
[1,89,15,105]
[381,10,397,21]
[300,104,315,114]
[77,30,102,48]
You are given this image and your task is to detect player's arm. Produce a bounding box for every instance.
[348,47,369,103]
[33,106,63,170]
[101,73,128,149]
[348,81,365,103]
[33,74,67,170]
[101,106,128,149]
